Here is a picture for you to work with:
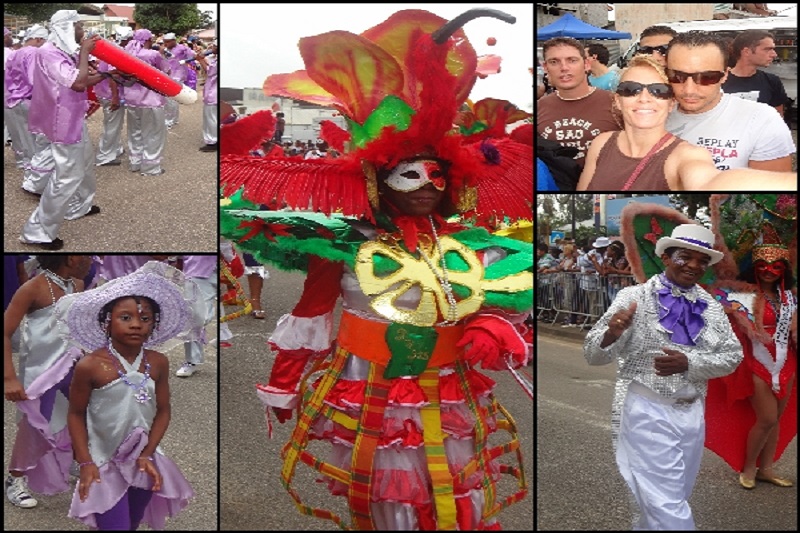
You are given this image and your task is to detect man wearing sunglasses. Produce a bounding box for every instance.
[665,30,795,173]
[634,25,677,67]
[537,37,621,176]
[723,30,788,118]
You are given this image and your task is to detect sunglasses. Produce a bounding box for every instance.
[665,68,726,85]
[615,81,674,100]
[637,45,669,56]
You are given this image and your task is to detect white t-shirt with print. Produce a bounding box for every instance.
[665,92,795,170]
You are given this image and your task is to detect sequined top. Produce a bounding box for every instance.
[584,275,743,445]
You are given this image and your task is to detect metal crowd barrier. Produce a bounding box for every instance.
[536,272,637,327]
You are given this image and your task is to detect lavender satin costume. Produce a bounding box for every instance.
[164,43,194,128]
[21,30,96,244]
[585,275,742,530]
[67,349,194,529]
[201,55,217,145]
[94,58,125,165]
[10,280,77,496]
[4,44,38,184]
[181,255,217,365]
[97,255,157,283]
[124,30,169,175]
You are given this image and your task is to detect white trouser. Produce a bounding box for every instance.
[616,383,705,531]
[165,97,179,127]
[4,102,35,175]
[202,104,217,145]
[95,98,125,165]
[21,123,96,243]
[25,133,55,194]
[126,106,166,175]
[184,276,218,364]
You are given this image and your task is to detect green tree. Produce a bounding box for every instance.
[3,3,84,25]
[536,194,556,243]
[669,194,711,220]
[134,3,201,36]
[198,10,215,29]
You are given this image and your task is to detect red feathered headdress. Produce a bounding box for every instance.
[220,8,532,225]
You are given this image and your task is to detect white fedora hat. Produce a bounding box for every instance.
[593,236,612,248]
[655,224,724,265]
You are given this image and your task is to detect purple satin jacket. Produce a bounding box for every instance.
[28,42,86,144]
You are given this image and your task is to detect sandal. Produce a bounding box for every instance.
[251,310,266,319]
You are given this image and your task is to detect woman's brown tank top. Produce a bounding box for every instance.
[586,131,684,190]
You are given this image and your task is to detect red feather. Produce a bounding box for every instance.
[221,110,277,156]
[220,155,373,221]
[319,120,351,153]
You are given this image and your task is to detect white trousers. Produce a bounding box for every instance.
[25,133,55,194]
[4,102,35,175]
[165,97,179,128]
[202,104,217,145]
[616,386,705,531]
[95,98,125,165]
[184,276,218,364]
[126,106,166,175]
[21,123,96,243]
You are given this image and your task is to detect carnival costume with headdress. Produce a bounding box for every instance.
[704,194,797,475]
[220,8,532,530]
[54,261,200,529]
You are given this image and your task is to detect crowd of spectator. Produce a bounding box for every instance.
[537,236,633,327]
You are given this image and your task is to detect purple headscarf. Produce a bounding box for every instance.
[124,28,152,55]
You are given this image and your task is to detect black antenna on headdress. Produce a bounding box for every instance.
[432,8,516,44]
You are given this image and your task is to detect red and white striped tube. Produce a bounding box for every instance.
[92,39,197,105]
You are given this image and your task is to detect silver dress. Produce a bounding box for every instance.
[18,303,69,389]
[87,349,158,466]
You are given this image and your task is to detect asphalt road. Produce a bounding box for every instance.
[3,83,217,253]
[220,267,534,530]
[3,323,218,531]
[536,333,798,531]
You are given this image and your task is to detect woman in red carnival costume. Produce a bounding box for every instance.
[705,194,797,490]
[219,8,532,530]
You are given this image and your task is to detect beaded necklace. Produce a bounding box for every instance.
[417,216,459,324]
[107,343,152,403]
[43,269,74,304]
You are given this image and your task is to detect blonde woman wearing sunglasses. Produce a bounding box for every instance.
[577,55,796,191]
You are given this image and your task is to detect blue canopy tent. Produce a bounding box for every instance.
[536,12,631,40]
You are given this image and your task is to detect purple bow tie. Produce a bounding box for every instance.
[656,274,707,345]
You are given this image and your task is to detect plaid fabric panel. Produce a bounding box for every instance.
[348,359,391,530]
[419,368,458,530]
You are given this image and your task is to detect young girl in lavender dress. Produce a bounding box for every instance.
[62,261,196,530]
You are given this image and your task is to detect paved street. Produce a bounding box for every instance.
[3,323,218,531]
[536,331,797,531]
[220,267,534,530]
[3,84,217,253]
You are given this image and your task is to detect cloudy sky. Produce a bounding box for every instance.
[219,4,535,111]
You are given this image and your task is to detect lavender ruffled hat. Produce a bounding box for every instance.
[59,261,197,351]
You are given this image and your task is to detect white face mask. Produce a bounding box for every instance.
[384,159,446,193]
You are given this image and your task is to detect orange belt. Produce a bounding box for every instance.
[337,311,464,369]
